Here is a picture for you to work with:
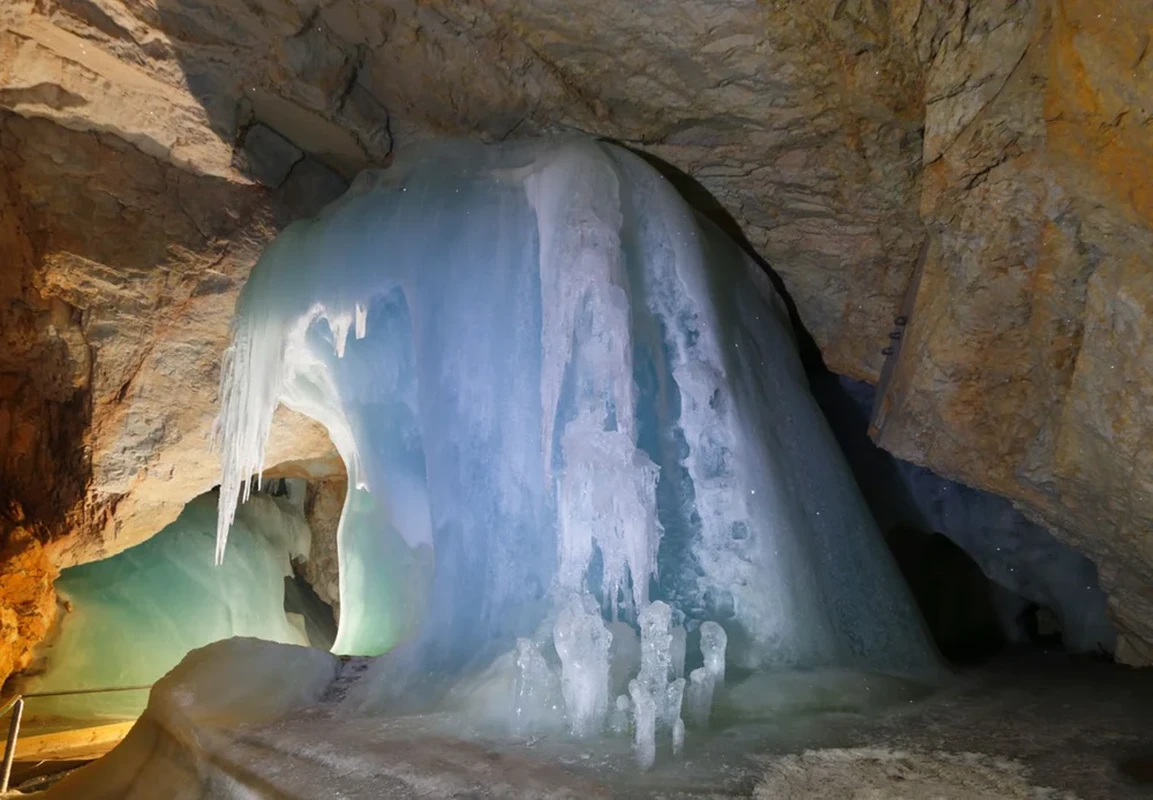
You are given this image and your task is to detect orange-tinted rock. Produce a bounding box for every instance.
[0,506,58,689]
[300,477,348,614]
[874,0,1153,663]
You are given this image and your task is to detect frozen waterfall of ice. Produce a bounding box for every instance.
[214,136,941,747]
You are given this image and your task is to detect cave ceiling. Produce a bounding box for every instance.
[1,0,1152,673]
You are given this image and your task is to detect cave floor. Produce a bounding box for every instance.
[203,648,1153,799]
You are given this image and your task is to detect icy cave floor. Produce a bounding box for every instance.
[27,648,1146,800]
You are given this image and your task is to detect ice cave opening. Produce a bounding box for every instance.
[14,482,338,724]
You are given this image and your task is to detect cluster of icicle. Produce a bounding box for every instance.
[515,596,727,770]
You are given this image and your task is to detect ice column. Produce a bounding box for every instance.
[553,594,613,737]
[629,601,686,769]
[686,621,728,729]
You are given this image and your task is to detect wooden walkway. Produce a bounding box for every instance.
[14,721,134,761]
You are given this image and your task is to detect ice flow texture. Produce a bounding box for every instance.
[23,493,315,721]
[215,137,938,690]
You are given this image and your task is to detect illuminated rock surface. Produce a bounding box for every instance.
[3,0,1153,670]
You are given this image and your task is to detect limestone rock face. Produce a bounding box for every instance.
[1,112,344,572]
[301,477,346,615]
[0,514,58,688]
[0,0,1152,670]
[871,0,1153,663]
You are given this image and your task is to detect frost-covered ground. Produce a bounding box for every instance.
[35,642,1153,799]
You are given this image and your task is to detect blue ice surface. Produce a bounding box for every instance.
[23,492,316,721]
[215,137,943,713]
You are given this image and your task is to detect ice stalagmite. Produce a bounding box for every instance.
[513,638,563,734]
[215,136,939,732]
[686,668,714,729]
[686,621,728,729]
[700,621,728,685]
[553,594,613,737]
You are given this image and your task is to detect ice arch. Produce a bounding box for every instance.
[216,137,938,691]
[21,492,321,721]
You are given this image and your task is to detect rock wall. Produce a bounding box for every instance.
[301,477,346,614]
[0,0,1151,671]
[871,0,1153,663]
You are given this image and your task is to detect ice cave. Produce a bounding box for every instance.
[12,132,1137,799]
[10,2,1153,796]
[17,488,334,722]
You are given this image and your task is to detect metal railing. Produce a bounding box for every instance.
[0,696,22,794]
[0,685,150,793]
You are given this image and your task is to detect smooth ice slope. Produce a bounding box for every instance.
[42,639,339,800]
[23,492,316,721]
[215,137,939,713]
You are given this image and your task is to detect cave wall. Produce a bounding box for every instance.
[0,0,1151,674]
[871,0,1153,664]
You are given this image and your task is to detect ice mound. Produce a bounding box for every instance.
[41,639,340,799]
[214,137,941,763]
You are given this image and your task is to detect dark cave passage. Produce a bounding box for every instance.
[804,362,1115,666]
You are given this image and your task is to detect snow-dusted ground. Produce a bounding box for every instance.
[34,640,1153,799]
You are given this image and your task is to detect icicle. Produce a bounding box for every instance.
[354,302,368,340]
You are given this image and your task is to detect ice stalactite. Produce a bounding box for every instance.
[214,136,941,756]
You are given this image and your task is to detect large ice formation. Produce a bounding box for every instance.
[23,492,325,721]
[215,137,940,756]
